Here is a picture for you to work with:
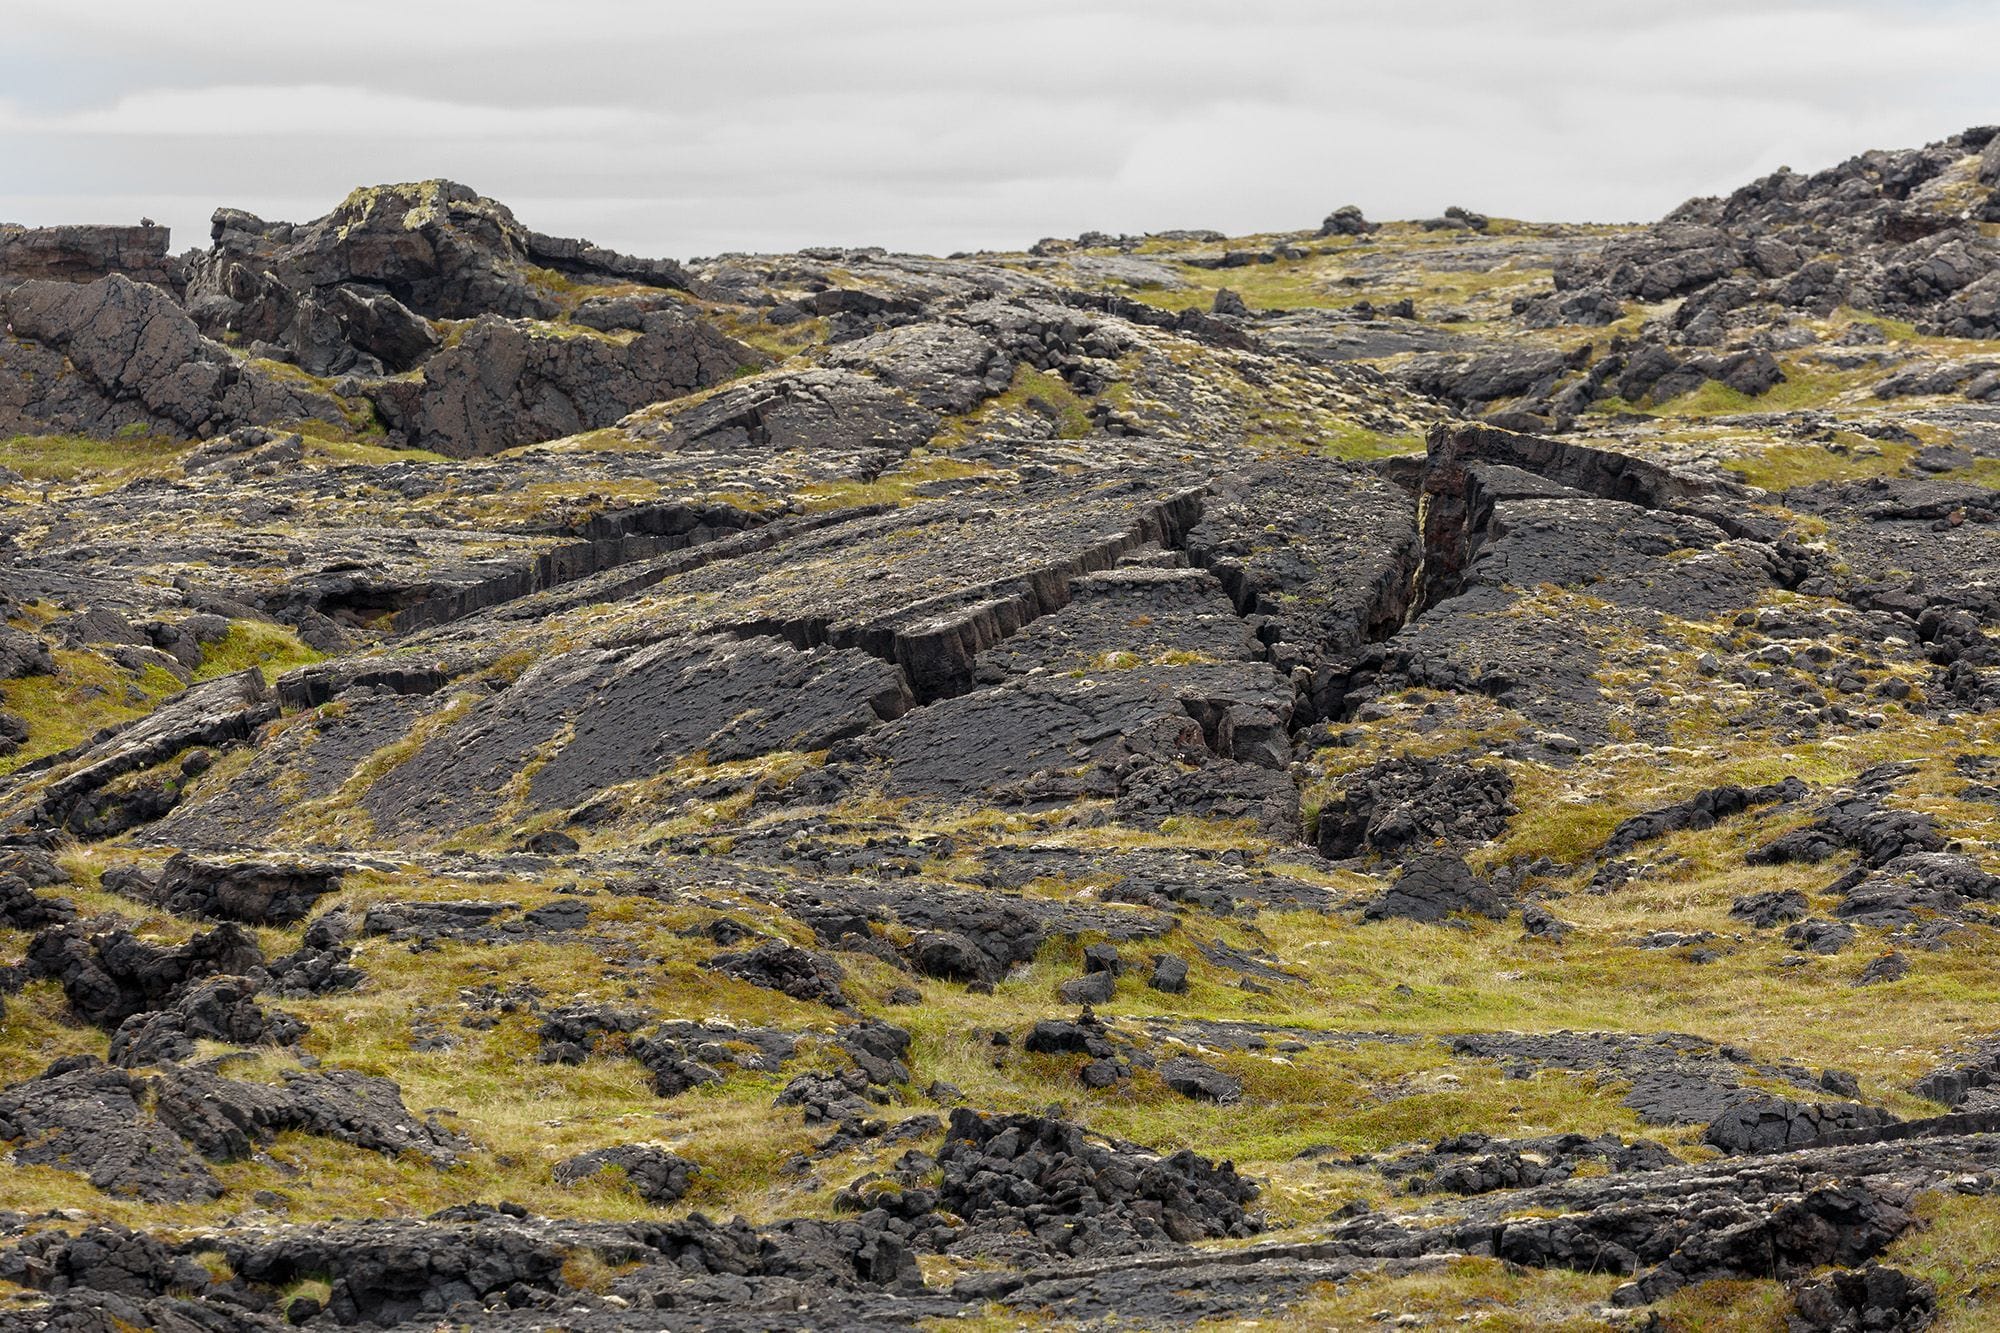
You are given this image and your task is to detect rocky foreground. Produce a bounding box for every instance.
[1,131,1999,1329]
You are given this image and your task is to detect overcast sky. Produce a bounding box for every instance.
[2,1,1995,260]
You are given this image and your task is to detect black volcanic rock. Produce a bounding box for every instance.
[554,1145,698,1204]
[7,129,2000,1331]
[0,1057,221,1203]
[0,222,179,289]
[1315,754,1514,859]
[357,307,759,457]
[1363,854,1507,923]
[188,179,691,329]
[107,974,305,1066]
[26,921,266,1029]
[0,275,347,439]
[150,852,344,925]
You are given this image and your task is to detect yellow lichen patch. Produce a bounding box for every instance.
[1722,434,1919,493]
[796,452,1002,513]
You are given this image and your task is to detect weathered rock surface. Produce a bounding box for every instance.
[0,223,179,289]
[553,1145,698,1205]
[0,1057,223,1202]
[1,669,279,840]
[0,275,346,439]
[1362,854,1507,923]
[146,852,344,925]
[25,920,266,1028]
[358,307,758,457]
[10,129,2000,1330]
[1315,754,1514,859]
[106,974,304,1066]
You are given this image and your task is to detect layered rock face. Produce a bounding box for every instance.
[0,223,179,289]
[4,132,2000,1329]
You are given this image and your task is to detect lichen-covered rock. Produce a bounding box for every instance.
[706,939,849,1008]
[187,177,693,326]
[10,127,2000,1333]
[152,1065,461,1166]
[1602,777,1809,859]
[1,669,279,840]
[1383,1131,1679,1195]
[1789,1264,1937,1333]
[357,634,911,839]
[836,1107,1261,1262]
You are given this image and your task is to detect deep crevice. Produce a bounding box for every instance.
[384,502,777,635]
[277,508,891,710]
[1413,420,1772,611]
[725,486,1209,706]
[1173,485,1423,734]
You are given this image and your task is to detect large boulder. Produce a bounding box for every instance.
[1363,854,1508,924]
[0,275,347,439]
[358,308,758,456]
[150,852,345,925]
[1318,205,1376,236]
[107,975,305,1067]
[25,921,266,1029]
[0,626,54,680]
[0,1057,221,1203]
[553,1145,698,1205]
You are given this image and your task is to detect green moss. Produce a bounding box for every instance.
[932,365,1094,445]
[192,621,324,685]
[0,980,106,1086]
[1309,418,1425,461]
[0,647,185,775]
[0,431,188,482]
[1649,1278,1794,1330]
[1723,436,1918,492]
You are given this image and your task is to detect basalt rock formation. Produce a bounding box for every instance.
[4,133,2000,1328]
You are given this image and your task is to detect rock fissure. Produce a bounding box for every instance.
[728,485,1208,704]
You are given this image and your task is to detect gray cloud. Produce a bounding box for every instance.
[2,1,1994,258]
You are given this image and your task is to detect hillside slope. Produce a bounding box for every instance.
[2,129,2000,1329]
